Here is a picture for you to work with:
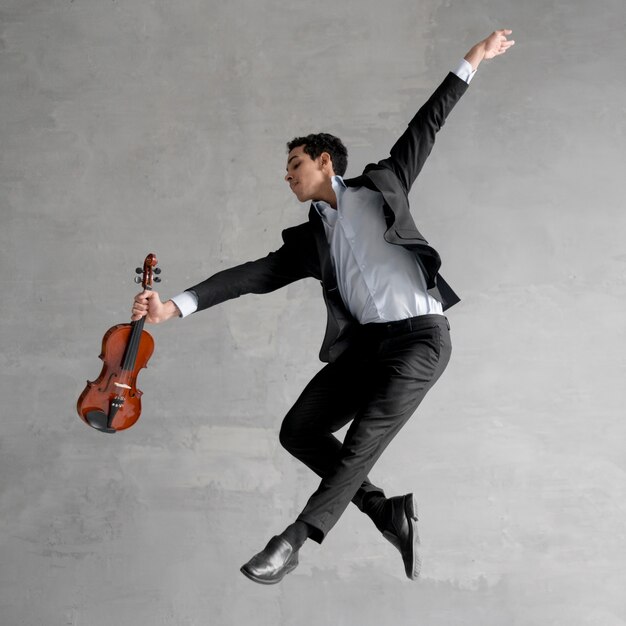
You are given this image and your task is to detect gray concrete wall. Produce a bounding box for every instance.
[1,1,625,624]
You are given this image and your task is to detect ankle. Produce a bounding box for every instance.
[362,492,388,532]
[280,521,311,551]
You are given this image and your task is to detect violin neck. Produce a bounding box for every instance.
[122,318,146,372]
[121,274,153,372]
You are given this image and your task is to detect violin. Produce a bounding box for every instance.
[77,253,161,433]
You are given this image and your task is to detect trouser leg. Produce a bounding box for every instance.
[279,355,385,511]
[297,318,452,543]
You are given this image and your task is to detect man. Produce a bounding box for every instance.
[132,30,514,584]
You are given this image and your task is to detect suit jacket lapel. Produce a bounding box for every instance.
[308,204,337,289]
[307,204,357,362]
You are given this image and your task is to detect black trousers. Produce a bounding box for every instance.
[279,313,452,543]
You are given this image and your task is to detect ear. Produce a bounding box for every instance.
[319,151,335,176]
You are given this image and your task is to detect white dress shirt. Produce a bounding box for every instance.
[172,59,476,319]
[314,176,442,323]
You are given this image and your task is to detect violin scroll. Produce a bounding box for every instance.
[133,253,160,288]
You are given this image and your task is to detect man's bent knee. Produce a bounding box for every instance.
[279,418,298,452]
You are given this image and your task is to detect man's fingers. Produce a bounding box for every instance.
[132,290,153,320]
[134,289,159,303]
[493,30,513,45]
[131,303,147,318]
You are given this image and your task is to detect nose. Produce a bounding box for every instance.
[285,172,292,183]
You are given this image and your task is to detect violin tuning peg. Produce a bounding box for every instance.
[134,276,143,284]
[154,267,162,274]
[135,268,143,274]
[154,277,161,283]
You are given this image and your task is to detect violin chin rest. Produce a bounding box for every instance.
[84,410,117,434]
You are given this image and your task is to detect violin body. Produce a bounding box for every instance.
[77,253,161,434]
[77,324,154,432]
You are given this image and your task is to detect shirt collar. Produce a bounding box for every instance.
[331,175,346,190]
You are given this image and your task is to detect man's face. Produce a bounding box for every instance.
[284,145,330,203]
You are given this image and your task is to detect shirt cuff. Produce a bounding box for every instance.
[452,58,477,84]
[170,290,198,318]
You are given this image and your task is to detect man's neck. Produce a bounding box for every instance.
[313,180,338,209]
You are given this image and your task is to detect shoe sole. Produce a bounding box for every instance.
[403,493,421,580]
[383,493,421,580]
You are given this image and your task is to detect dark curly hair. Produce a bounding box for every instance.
[286,133,348,177]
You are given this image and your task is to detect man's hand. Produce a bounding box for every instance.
[465,30,515,71]
[131,290,180,324]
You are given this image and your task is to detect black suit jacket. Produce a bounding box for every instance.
[189,72,469,362]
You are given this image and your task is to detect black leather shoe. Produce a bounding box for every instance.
[382,493,421,580]
[240,536,299,585]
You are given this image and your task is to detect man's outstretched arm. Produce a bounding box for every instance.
[131,249,308,324]
[131,225,317,324]
[375,29,515,193]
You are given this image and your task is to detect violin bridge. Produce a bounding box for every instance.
[113,382,132,390]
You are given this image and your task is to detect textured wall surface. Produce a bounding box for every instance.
[1,1,625,624]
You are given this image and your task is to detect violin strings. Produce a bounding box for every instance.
[114,266,153,412]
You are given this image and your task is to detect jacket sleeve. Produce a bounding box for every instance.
[371,72,469,193]
[187,228,313,313]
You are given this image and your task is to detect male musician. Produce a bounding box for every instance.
[132,30,514,584]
